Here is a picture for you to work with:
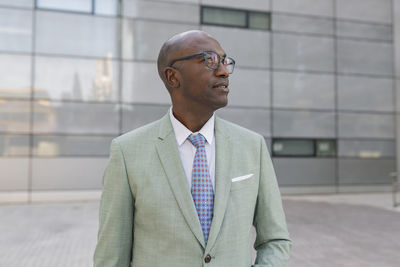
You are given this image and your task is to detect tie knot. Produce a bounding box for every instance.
[188,133,206,149]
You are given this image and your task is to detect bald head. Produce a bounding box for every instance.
[157,30,217,88]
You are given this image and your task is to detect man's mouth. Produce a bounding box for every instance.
[213,82,229,92]
[214,85,228,89]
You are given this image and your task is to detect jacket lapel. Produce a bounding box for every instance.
[155,114,206,248]
[205,117,233,252]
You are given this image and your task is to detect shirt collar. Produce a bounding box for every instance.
[169,107,215,146]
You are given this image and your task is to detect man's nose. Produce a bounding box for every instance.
[215,62,229,77]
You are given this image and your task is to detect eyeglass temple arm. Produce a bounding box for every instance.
[168,52,205,67]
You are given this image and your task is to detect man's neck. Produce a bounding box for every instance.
[172,107,213,133]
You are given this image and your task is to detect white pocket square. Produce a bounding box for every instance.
[231,174,254,183]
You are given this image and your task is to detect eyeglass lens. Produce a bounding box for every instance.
[205,52,234,73]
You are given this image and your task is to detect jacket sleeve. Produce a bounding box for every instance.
[94,139,134,267]
[252,137,292,267]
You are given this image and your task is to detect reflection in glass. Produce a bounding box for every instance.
[0,8,32,53]
[122,104,169,132]
[0,135,29,156]
[0,100,30,133]
[0,0,33,8]
[33,135,114,156]
[316,140,336,157]
[338,140,395,158]
[35,11,118,57]
[0,54,31,99]
[202,7,246,27]
[33,101,119,134]
[95,0,119,16]
[37,0,92,13]
[35,55,118,102]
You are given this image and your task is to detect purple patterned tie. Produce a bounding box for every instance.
[188,133,214,244]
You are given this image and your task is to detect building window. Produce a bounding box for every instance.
[249,11,270,30]
[272,139,336,157]
[201,6,270,30]
[36,0,119,16]
[316,140,336,157]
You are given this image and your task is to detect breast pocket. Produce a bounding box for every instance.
[230,173,256,191]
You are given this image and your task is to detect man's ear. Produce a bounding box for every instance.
[164,67,181,89]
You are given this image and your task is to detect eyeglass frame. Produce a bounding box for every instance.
[168,50,236,74]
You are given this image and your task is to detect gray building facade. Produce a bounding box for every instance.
[0,0,398,202]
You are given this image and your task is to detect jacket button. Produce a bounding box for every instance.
[204,254,212,263]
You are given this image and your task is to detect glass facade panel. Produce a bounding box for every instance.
[338,76,394,112]
[272,13,334,35]
[336,20,392,41]
[122,104,169,133]
[338,113,395,139]
[0,158,29,190]
[272,139,314,157]
[37,0,92,13]
[273,110,335,138]
[316,140,336,157]
[122,62,169,104]
[338,140,395,158]
[33,135,114,156]
[0,134,29,156]
[273,33,335,72]
[336,0,391,24]
[273,71,335,110]
[32,101,119,134]
[202,26,270,68]
[248,12,269,30]
[35,11,118,57]
[32,157,107,190]
[0,0,33,8]
[123,0,199,23]
[95,0,119,16]
[338,158,394,185]
[0,54,31,99]
[122,19,195,60]
[35,56,119,102]
[228,68,270,107]
[202,7,246,27]
[0,100,30,133]
[273,0,334,18]
[337,39,393,76]
[273,158,336,186]
[0,8,32,53]
[216,107,271,137]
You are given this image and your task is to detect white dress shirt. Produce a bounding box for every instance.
[169,107,215,190]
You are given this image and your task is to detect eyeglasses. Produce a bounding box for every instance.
[168,51,235,74]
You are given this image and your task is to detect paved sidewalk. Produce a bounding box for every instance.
[283,193,400,267]
[1,193,399,267]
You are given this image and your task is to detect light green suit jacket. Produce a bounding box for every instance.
[94,114,291,267]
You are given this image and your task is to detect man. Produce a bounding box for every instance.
[94,30,291,267]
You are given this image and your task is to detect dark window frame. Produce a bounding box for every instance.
[201,5,270,31]
[272,138,337,158]
[34,0,120,16]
